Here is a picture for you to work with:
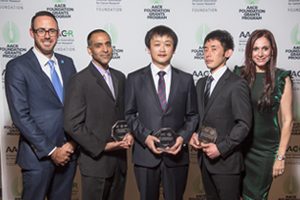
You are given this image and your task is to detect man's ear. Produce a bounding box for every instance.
[87,47,92,55]
[29,28,34,39]
[225,49,233,59]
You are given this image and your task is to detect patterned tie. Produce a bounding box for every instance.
[204,75,214,107]
[157,71,167,111]
[48,60,63,102]
[103,70,115,99]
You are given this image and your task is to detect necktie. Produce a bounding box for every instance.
[103,70,115,99]
[204,75,214,107]
[48,60,63,102]
[157,71,167,111]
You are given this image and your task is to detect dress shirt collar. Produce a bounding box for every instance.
[92,61,111,76]
[210,65,227,82]
[32,46,58,68]
[150,63,171,76]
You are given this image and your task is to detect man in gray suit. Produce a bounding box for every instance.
[64,29,133,200]
[5,11,77,200]
[125,25,199,200]
[189,30,252,200]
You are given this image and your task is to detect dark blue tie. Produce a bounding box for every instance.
[48,60,63,102]
[157,71,167,111]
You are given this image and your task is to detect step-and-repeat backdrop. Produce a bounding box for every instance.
[0,0,300,199]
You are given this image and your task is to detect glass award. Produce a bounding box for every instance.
[111,120,130,141]
[198,126,217,143]
[153,128,177,149]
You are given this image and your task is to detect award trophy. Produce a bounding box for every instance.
[153,128,177,149]
[198,126,217,143]
[111,120,130,141]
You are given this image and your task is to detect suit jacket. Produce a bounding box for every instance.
[5,48,76,169]
[196,68,252,174]
[125,65,199,168]
[64,62,127,178]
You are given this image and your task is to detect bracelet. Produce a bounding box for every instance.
[276,154,286,161]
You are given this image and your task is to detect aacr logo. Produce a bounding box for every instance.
[286,145,300,152]
[193,70,210,78]
[239,31,251,39]
[6,146,18,153]
[60,30,74,37]
[291,24,300,45]
[2,21,20,44]
[291,70,300,78]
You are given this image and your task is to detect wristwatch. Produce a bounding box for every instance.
[276,154,286,161]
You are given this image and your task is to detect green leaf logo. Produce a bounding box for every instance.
[2,21,20,44]
[53,0,65,3]
[104,24,118,44]
[151,0,162,4]
[283,175,299,194]
[291,24,300,45]
[195,24,210,46]
[12,175,22,197]
[246,0,259,5]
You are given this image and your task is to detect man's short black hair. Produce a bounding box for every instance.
[145,25,178,51]
[204,30,234,51]
[87,29,110,47]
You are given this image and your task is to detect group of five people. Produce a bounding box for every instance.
[5,10,293,200]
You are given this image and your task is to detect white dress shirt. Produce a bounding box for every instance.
[150,63,172,102]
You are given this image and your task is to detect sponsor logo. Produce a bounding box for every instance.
[0,0,23,10]
[55,29,75,52]
[4,124,20,136]
[104,24,124,60]
[0,21,27,59]
[5,144,18,166]
[288,0,300,12]
[47,1,74,18]
[238,0,265,20]
[144,0,170,20]
[238,31,251,52]
[96,0,122,12]
[191,25,210,60]
[286,144,300,164]
[192,70,210,83]
[192,0,218,12]
[285,25,300,60]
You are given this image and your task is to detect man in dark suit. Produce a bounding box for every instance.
[125,25,199,200]
[64,29,133,200]
[189,30,252,200]
[5,11,77,200]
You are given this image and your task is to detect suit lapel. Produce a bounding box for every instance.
[56,54,69,89]
[143,65,163,111]
[28,49,62,103]
[88,63,115,101]
[204,69,231,115]
[166,66,179,112]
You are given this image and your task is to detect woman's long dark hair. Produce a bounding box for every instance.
[241,29,277,110]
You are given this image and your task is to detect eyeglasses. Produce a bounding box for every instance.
[33,28,58,37]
